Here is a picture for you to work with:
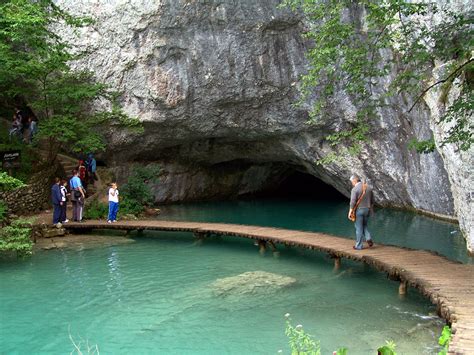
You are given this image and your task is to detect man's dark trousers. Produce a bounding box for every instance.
[53,203,62,224]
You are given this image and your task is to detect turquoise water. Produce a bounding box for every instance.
[1,198,469,354]
[1,233,442,354]
[156,198,471,264]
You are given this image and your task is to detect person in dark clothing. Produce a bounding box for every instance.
[86,153,97,185]
[348,174,374,250]
[15,107,28,136]
[51,177,63,226]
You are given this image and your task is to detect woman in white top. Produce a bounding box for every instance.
[107,182,119,223]
[60,179,69,223]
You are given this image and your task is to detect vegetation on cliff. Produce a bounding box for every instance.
[281,0,473,163]
[0,172,32,257]
[0,0,142,160]
[84,163,160,219]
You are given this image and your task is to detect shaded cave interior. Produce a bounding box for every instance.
[249,168,347,201]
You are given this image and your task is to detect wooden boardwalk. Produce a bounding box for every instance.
[65,220,474,354]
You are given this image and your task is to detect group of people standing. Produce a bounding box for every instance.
[52,166,371,250]
[51,153,120,226]
[51,169,87,226]
[8,107,38,144]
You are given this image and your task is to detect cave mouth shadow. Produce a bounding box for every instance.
[249,170,347,202]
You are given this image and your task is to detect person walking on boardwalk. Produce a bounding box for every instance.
[107,182,119,223]
[60,179,69,223]
[70,169,86,222]
[51,178,63,226]
[348,174,374,250]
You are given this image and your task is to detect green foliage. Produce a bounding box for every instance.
[438,325,452,355]
[0,0,142,158]
[0,128,39,182]
[83,199,108,220]
[0,200,7,222]
[120,164,160,215]
[0,171,26,191]
[283,314,410,354]
[0,217,33,257]
[439,86,473,151]
[285,315,321,355]
[280,0,473,163]
[408,138,436,154]
[377,340,397,355]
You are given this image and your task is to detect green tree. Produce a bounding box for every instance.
[0,0,142,160]
[280,0,473,162]
[0,172,32,257]
[121,164,160,215]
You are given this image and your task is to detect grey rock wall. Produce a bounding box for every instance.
[55,0,471,250]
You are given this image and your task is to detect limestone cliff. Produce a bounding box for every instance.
[55,0,472,250]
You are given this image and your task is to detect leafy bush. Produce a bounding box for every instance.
[119,197,144,217]
[283,314,399,355]
[285,314,321,354]
[0,172,26,191]
[0,218,33,257]
[0,132,40,182]
[377,341,397,355]
[438,326,452,355]
[120,164,160,215]
[83,199,108,220]
[0,200,7,223]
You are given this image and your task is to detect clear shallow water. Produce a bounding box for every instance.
[1,198,468,354]
[156,198,471,264]
[1,233,443,354]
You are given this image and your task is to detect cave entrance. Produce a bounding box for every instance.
[254,169,346,201]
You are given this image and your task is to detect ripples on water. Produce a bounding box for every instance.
[1,198,469,354]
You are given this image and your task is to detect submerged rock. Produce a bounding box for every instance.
[211,271,296,297]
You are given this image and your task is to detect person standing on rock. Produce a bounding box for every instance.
[348,174,374,250]
[60,179,69,223]
[107,182,119,223]
[51,178,63,226]
[70,169,85,222]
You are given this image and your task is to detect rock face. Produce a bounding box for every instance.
[55,0,471,250]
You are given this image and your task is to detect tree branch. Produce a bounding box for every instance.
[408,58,473,113]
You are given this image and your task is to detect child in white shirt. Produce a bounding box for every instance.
[107,183,119,223]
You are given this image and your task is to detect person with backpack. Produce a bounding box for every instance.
[348,174,374,250]
[70,169,85,222]
[107,182,119,223]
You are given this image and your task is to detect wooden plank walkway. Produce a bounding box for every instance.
[65,220,474,354]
